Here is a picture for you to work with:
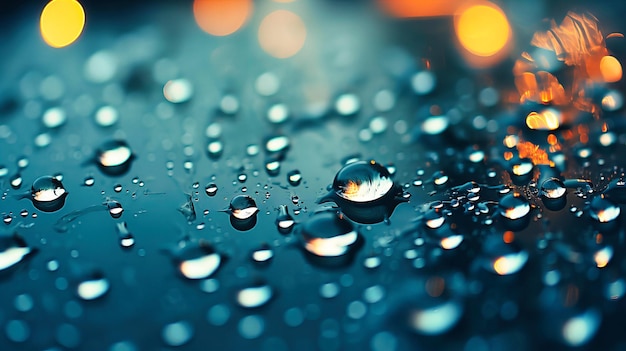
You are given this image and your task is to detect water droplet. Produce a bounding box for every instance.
[541,178,567,211]
[561,309,601,347]
[205,183,218,197]
[236,281,274,308]
[423,209,445,229]
[107,200,124,219]
[363,255,381,269]
[275,205,295,234]
[19,209,28,217]
[83,177,95,187]
[264,135,290,159]
[499,193,530,220]
[431,171,449,186]
[206,139,223,160]
[237,173,247,183]
[251,243,274,263]
[5,319,30,343]
[171,241,222,280]
[0,231,36,272]
[482,235,528,275]
[76,271,110,300]
[28,175,68,212]
[162,321,193,347]
[163,79,193,103]
[319,160,405,223]
[10,174,23,189]
[589,196,620,227]
[95,140,134,176]
[265,158,281,176]
[0,165,8,177]
[3,215,12,225]
[228,195,258,220]
[116,222,135,248]
[113,184,122,193]
[42,107,67,128]
[299,210,362,267]
[287,169,302,186]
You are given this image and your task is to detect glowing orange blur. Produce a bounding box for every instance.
[377,0,464,18]
[600,55,623,83]
[193,0,252,36]
[455,3,510,57]
[526,110,561,131]
[40,0,85,48]
[258,10,306,59]
[516,141,552,166]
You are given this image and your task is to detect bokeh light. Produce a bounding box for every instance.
[377,0,464,18]
[193,0,252,36]
[455,2,510,57]
[40,0,85,48]
[600,55,623,83]
[258,10,306,59]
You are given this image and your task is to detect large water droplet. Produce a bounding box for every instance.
[95,140,134,176]
[499,193,530,220]
[29,175,68,212]
[541,178,567,211]
[299,210,362,267]
[481,234,528,275]
[319,160,405,223]
[228,195,258,221]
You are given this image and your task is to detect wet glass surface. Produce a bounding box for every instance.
[1,0,626,350]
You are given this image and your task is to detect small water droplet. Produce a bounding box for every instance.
[107,200,124,219]
[206,139,223,160]
[10,174,23,189]
[219,94,239,115]
[251,243,274,263]
[287,169,302,186]
[94,105,119,127]
[275,205,295,234]
[116,222,135,248]
[205,183,218,197]
[267,103,289,124]
[42,107,67,129]
[83,177,95,187]
[236,281,274,308]
[113,184,122,193]
[76,271,110,300]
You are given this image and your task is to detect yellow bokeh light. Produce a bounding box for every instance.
[193,0,252,36]
[377,0,465,18]
[258,10,306,59]
[40,0,85,48]
[455,2,510,57]
[600,55,623,83]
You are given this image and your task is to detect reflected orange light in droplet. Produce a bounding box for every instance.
[600,55,623,83]
[193,0,252,36]
[455,2,510,57]
[377,0,465,18]
[40,0,85,48]
[258,10,306,59]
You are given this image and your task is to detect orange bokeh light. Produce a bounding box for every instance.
[258,10,306,59]
[455,2,511,57]
[193,0,252,36]
[40,0,85,48]
[377,0,464,18]
[600,55,623,83]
